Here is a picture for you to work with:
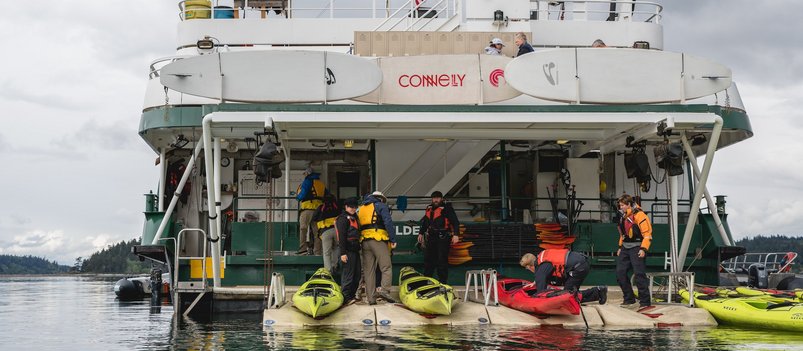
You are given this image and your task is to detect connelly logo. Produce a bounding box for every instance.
[398,74,466,88]
[489,69,505,87]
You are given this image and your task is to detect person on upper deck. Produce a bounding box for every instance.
[520,250,607,304]
[514,32,535,57]
[313,194,341,273]
[419,191,460,283]
[485,38,505,55]
[615,194,653,308]
[592,39,607,48]
[296,167,327,255]
[358,191,397,305]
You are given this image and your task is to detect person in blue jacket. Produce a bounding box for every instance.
[296,167,327,255]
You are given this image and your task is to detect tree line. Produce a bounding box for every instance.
[78,238,151,274]
[0,255,69,274]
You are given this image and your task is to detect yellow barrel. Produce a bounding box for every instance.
[184,0,211,20]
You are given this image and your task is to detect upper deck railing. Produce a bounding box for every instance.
[177,0,661,23]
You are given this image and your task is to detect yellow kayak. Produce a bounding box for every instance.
[734,287,803,302]
[399,266,457,315]
[292,268,344,318]
[680,289,803,332]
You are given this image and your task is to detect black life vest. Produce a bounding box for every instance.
[336,214,360,242]
[425,204,452,232]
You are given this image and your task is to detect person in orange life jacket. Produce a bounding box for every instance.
[418,191,459,283]
[313,194,341,273]
[296,167,327,255]
[615,194,653,307]
[337,197,362,305]
[519,250,608,304]
[359,191,397,305]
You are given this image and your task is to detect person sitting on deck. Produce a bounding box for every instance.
[520,249,608,304]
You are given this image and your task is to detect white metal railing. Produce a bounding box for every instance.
[172,228,209,291]
[723,252,798,274]
[149,55,191,79]
[530,0,662,23]
[647,272,694,307]
[177,0,455,21]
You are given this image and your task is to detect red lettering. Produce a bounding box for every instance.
[409,74,422,87]
[399,74,410,87]
[423,75,435,87]
[456,74,465,86]
[438,75,449,87]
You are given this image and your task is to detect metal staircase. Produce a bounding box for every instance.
[373,0,458,32]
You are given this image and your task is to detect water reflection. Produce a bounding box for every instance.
[1,276,803,350]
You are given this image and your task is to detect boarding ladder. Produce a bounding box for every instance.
[161,228,210,316]
[464,269,499,306]
[266,272,287,309]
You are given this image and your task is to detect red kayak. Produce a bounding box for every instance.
[496,277,581,315]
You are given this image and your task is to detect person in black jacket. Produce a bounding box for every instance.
[336,198,361,305]
[514,32,535,57]
[418,191,460,283]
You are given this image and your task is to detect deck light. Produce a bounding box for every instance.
[556,140,569,144]
[344,139,354,148]
[197,38,215,50]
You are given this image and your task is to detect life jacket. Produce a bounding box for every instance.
[537,249,570,279]
[298,178,325,210]
[335,214,360,242]
[425,204,451,233]
[358,202,389,242]
[781,252,796,273]
[315,201,340,231]
[619,208,646,243]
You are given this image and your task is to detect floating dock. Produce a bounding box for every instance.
[261,287,717,329]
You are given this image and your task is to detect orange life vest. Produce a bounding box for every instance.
[537,249,571,279]
[425,205,451,233]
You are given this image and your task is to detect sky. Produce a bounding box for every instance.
[0,1,801,264]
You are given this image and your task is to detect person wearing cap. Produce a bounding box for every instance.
[313,193,341,273]
[485,38,505,55]
[358,191,397,304]
[296,167,327,255]
[336,197,361,305]
[419,191,459,283]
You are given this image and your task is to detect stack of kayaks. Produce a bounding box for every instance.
[535,223,575,250]
[680,289,803,332]
[398,266,457,315]
[496,277,580,315]
[292,268,344,318]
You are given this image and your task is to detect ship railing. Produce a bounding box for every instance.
[530,0,662,23]
[149,55,192,79]
[177,0,455,21]
[722,252,798,275]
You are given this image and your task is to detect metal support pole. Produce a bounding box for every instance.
[500,141,509,221]
[680,134,731,246]
[152,140,204,245]
[678,117,723,270]
[202,117,223,288]
[283,146,291,222]
[668,174,679,273]
[158,148,167,212]
[214,138,223,247]
[370,140,377,191]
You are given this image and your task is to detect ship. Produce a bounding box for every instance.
[131,0,765,318]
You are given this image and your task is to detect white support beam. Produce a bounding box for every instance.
[680,133,731,247]
[152,140,204,245]
[158,148,167,212]
[677,117,724,271]
[202,117,223,288]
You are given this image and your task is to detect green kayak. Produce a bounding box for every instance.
[681,289,803,332]
[292,268,344,318]
[399,266,456,315]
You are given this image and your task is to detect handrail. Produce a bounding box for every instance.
[531,0,663,23]
[405,0,449,31]
[149,55,191,79]
[175,228,209,290]
[723,252,798,273]
[373,0,417,31]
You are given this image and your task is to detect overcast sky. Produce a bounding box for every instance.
[0,1,801,264]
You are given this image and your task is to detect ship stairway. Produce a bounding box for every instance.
[373,0,458,32]
[167,228,210,294]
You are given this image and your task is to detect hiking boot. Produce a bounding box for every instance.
[295,248,308,255]
[620,300,636,307]
[368,300,377,306]
[376,291,396,304]
[344,299,358,307]
[598,286,608,305]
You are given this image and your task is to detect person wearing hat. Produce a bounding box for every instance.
[296,167,327,255]
[358,191,397,304]
[485,38,505,55]
[336,197,362,305]
[419,191,459,283]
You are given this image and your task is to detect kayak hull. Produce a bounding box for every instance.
[496,277,580,315]
[292,268,344,318]
[681,289,803,332]
[399,266,457,315]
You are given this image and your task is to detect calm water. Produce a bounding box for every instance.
[1,276,802,350]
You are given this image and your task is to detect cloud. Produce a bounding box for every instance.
[51,119,139,151]
[0,230,121,264]
[0,133,9,152]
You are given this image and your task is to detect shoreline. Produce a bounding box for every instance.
[0,273,146,278]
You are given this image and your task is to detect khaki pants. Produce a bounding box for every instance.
[298,210,318,253]
[362,239,392,303]
[320,227,339,272]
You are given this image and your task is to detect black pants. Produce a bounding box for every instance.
[561,260,601,303]
[340,249,361,301]
[423,232,451,283]
[617,246,651,306]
